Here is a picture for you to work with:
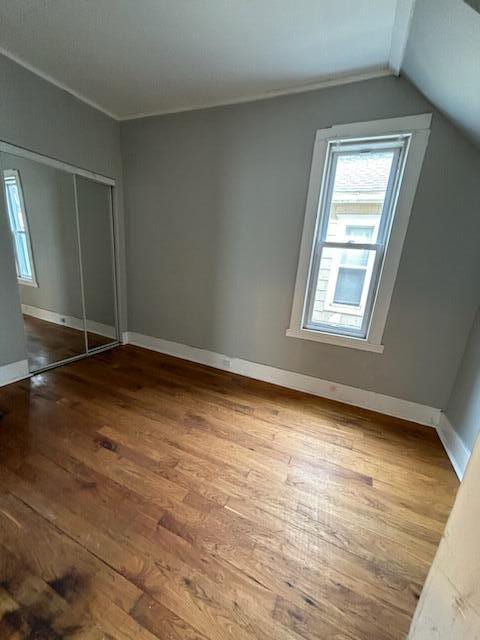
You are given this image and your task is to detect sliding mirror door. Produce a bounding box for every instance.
[76,176,118,351]
[1,153,87,371]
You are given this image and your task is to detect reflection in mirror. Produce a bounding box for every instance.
[1,153,87,371]
[76,176,117,351]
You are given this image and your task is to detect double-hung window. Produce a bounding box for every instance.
[287,115,431,353]
[324,218,377,315]
[3,169,37,287]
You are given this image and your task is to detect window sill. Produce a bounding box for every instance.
[286,327,384,353]
[17,278,38,288]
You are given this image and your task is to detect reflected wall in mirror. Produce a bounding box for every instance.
[1,153,86,371]
[76,176,117,351]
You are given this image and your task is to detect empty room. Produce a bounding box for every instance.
[0,1,479,638]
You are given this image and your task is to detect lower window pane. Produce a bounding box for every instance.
[333,268,365,306]
[308,246,376,334]
[17,233,32,279]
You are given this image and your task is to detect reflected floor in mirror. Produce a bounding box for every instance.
[23,315,111,371]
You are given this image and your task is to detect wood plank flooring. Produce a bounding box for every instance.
[0,345,459,639]
[23,314,113,371]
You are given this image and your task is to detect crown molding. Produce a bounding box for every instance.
[0,46,393,124]
[119,68,393,121]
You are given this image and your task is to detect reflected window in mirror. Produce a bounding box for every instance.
[3,169,38,287]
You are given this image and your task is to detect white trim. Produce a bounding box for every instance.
[0,46,391,122]
[0,47,119,121]
[436,413,471,481]
[17,277,38,288]
[389,0,417,75]
[0,141,115,186]
[287,113,431,352]
[124,331,440,427]
[0,359,29,387]
[328,113,431,137]
[119,68,393,121]
[22,304,116,339]
[285,327,384,353]
[72,174,89,352]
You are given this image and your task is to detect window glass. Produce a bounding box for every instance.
[310,246,376,331]
[3,171,36,284]
[324,151,395,244]
[333,268,365,306]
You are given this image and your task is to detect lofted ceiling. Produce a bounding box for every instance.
[403,0,480,147]
[0,0,478,146]
[0,0,399,120]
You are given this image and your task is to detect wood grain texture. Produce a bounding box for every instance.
[23,314,111,371]
[0,345,458,639]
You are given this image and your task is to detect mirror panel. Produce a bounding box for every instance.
[76,176,117,351]
[1,152,87,371]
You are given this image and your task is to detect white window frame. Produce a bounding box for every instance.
[3,169,38,287]
[287,114,431,353]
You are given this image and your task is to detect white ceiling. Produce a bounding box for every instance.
[0,0,399,120]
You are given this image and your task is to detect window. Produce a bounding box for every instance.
[287,114,431,352]
[333,225,374,307]
[3,169,37,287]
[324,217,377,317]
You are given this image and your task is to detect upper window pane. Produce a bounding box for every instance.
[324,150,395,244]
[345,225,374,241]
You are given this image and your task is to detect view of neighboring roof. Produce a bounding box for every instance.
[333,152,392,196]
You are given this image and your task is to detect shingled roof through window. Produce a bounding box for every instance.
[333,152,392,193]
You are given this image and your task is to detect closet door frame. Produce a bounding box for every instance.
[0,140,121,374]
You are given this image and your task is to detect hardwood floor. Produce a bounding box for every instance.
[0,345,458,639]
[23,314,113,371]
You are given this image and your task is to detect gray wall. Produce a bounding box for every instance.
[2,153,84,319]
[0,53,125,366]
[121,75,480,409]
[445,310,480,453]
[76,176,116,327]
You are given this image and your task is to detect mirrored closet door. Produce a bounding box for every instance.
[0,146,119,374]
[76,176,118,352]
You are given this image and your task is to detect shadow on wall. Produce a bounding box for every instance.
[444,309,480,454]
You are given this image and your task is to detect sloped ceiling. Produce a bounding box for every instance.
[402,0,480,147]
[0,0,478,148]
[0,0,397,120]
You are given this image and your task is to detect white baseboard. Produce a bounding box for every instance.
[22,304,116,339]
[436,413,471,480]
[124,331,441,428]
[0,359,30,387]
